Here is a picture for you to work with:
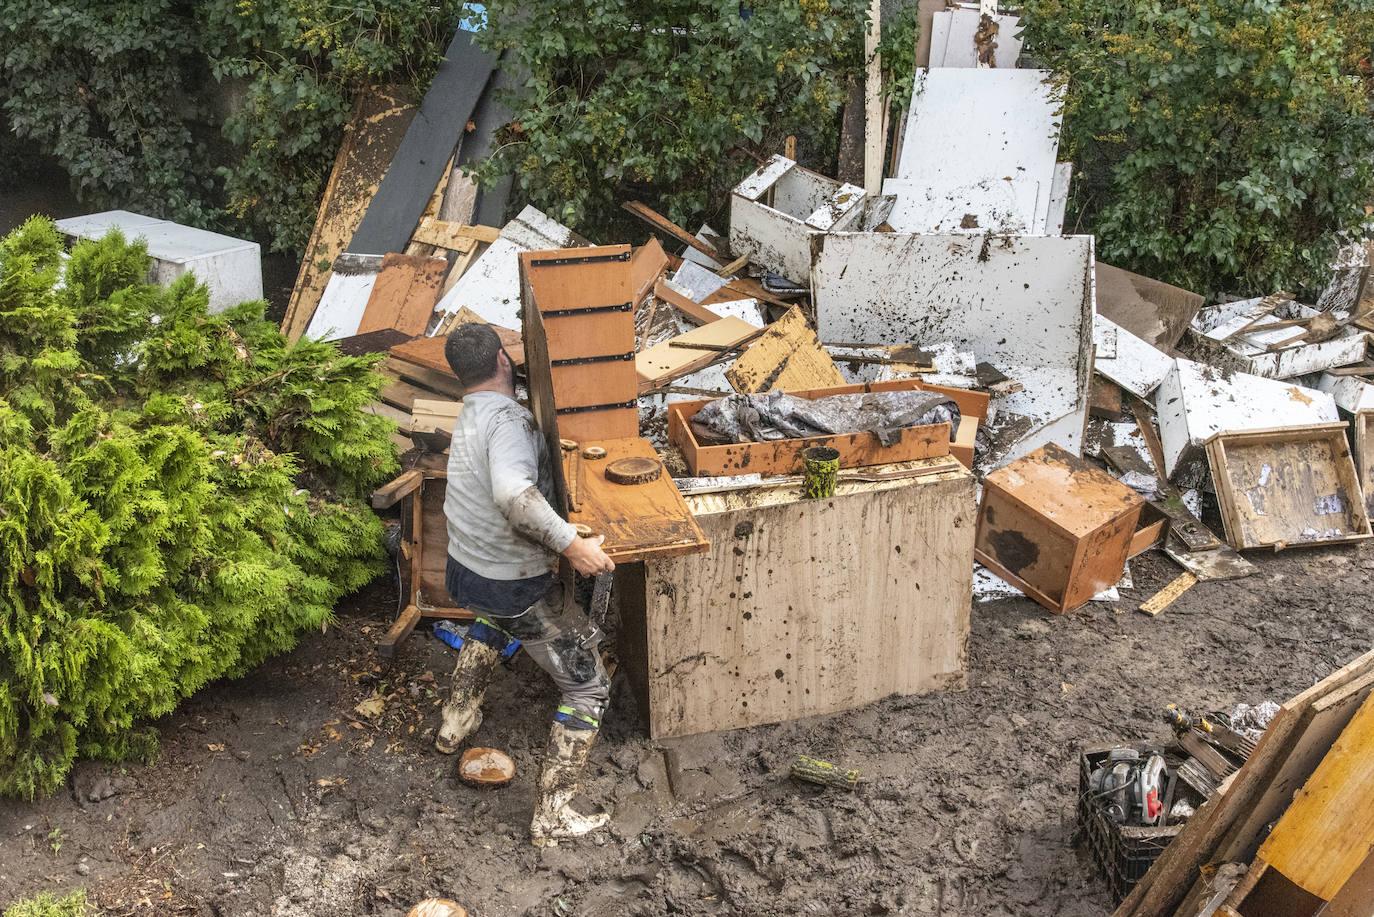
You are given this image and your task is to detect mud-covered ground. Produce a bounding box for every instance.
[2,540,1371,917]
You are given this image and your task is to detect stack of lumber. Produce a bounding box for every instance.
[1115,646,1374,917]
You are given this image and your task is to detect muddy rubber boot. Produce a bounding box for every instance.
[529,722,610,847]
[435,639,501,754]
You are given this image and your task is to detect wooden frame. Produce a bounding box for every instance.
[1357,411,1374,518]
[1204,422,1372,551]
[667,379,988,477]
[369,457,474,657]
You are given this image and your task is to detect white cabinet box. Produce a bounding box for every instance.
[55,210,263,314]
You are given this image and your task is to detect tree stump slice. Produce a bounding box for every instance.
[605,456,662,485]
[459,747,515,785]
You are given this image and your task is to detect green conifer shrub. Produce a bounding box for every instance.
[0,217,397,799]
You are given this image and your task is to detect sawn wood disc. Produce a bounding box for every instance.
[604,456,662,485]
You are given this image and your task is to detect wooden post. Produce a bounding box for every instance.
[863,0,884,194]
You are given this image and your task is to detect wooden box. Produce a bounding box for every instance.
[975,442,1145,613]
[667,379,989,477]
[616,459,976,739]
[1204,423,1372,550]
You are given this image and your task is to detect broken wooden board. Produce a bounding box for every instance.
[389,324,523,374]
[727,305,847,394]
[356,253,448,336]
[618,460,975,739]
[411,217,499,250]
[380,356,465,400]
[1095,261,1205,352]
[653,277,725,325]
[282,86,417,342]
[635,316,760,393]
[1259,690,1374,901]
[1137,571,1197,616]
[410,398,462,435]
[1204,423,1372,550]
[348,30,498,256]
[564,436,708,563]
[1094,314,1174,398]
[975,442,1145,613]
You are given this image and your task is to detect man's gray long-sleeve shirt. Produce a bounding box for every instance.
[445,390,577,580]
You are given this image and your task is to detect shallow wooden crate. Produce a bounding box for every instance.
[616,459,976,739]
[1204,422,1372,550]
[975,442,1145,614]
[667,379,988,477]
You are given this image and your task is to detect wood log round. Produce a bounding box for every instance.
[582,445,607,460]
[559,438,578,452]
[605,456,662,485]
[573,523,594,538]
[406,899,468,917]
[459,747,515,786]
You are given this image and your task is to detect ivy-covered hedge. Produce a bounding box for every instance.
[1021,0,1374,297]
[0,218,397,798]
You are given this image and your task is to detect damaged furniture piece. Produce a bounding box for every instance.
[975,443,1146,613]
[616,457,976,739]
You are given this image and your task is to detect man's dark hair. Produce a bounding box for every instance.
[445,323,506,388]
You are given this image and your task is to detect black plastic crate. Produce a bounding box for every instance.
[1076,745,1184,904]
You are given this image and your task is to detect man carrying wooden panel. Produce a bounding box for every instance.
[434,323,616,847]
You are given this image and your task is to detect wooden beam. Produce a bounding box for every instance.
[653,278,724,325]
[621,201,721,261]
[863,0,884,194]
[1137,571,1198,616]
[376,603,421,657]
[371,469,423,509]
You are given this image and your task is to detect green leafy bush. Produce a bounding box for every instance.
[0,218,397,798]
[1020,0,1374,297]
[2,890,90,917]
[470,0,883,238]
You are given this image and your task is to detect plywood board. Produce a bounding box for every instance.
[812,231,1094,465]
[727,305,847,393]
[1095,262,1204,352]
[633,463,975,739]
[389,324,522,374]
[927,9,1023,67]
[1204,423,1371,550]
[348,30,498,256]
[636,317,760,392]
[1260,691,1374,900]
[282,87,417,342]
[356,253,448,336]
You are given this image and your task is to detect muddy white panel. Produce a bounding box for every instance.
[1045,163,1073,234]
[431,205,577,331]
[1094,314,1173,398]
[892,69,1062,233]
[883,176,1042,234]
[304,254,382,340]
[1317,372,1374,414]
[1153,358,1339,483]
[927,9,1023,67]
[729,155,865,284]
[811,232,1093,465]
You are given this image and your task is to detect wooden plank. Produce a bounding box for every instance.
[371,469,422,509]
[636,317,760,392]
[380,356,465,400]
[283,87,417,342]
[653,278,724,325]
[1137,571,1198,616]
[1095,261,1205,352]
[1358,412,1374,519]
[418,480,450,606]
[1204,423,1372,550]
[349,31,498,256]
[727,305,847,394]
[629,238,669,303]
[565,436,710,563]
[1259,689,1374,899]
[636,464,975,739]
[411,398,462,435]
[390,327,523,375]
[621,201,721,261]
[379,377,432,412]
[356,253,448,336]
[377,603,421,657]
[1216,669,1374,864]
[364,400,412,432]
[412,217,499,249]
[863,0,884,194]
[1324,849,1374,917]
[1114,647,1374,917]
